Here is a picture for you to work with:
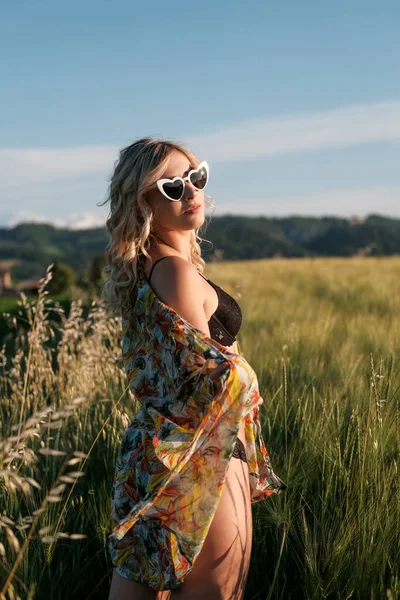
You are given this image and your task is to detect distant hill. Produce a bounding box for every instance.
[0,214,399,280]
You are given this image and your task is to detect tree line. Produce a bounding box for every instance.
[1,213,399,293]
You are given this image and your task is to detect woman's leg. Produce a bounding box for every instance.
[108,568,172,600]
[108,422,252,600]
[174,422,252,600]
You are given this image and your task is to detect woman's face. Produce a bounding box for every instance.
[145,149,205,234]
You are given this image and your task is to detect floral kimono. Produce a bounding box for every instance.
[109,267,287,590]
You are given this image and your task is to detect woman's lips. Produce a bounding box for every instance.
[184,204,201,214]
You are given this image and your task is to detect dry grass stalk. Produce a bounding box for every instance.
[0,264,128,598]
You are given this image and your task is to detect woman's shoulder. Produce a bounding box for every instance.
[144,255,210,338]
[142,252,199,286]
[142,252,193,279]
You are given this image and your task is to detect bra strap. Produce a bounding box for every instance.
[148,256,173,284]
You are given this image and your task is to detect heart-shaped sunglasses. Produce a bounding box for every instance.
[149,161,209,202]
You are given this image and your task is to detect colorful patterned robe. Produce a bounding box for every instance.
[109,268,287,590]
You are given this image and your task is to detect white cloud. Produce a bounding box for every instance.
[6,185,400,227]
[188,99,400,162]
[216,185,400,219]
[1,99,400,226]
[0,145,117,188]
[8,210,106,230]
[0,99,400,190]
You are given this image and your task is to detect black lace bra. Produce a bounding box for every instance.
[145,256,242,346]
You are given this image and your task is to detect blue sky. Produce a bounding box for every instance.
[1,0,400,229]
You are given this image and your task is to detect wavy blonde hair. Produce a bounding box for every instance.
[99,137,215,316]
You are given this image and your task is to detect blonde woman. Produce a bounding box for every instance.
[102,138,286,600]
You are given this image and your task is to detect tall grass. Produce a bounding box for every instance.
[0,266,130,600]
[1,257,399,599]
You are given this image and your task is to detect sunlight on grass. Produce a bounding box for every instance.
[1,258,399,599]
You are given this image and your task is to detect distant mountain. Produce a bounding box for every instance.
[0,214,399,280]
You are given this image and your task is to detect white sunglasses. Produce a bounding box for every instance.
[150,161,209,202]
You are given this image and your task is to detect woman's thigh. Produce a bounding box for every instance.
[175,428,252,600]
[109,568,171,600]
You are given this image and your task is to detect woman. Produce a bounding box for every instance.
[102,138,286,599]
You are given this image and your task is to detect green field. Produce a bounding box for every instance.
[1,257,399,599]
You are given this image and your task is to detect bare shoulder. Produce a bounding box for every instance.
[150,255,211,337]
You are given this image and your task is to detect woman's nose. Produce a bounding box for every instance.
[183,181,196,199]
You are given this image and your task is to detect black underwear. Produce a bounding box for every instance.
[232,438,247,463]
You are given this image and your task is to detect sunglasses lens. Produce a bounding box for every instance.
[190,165,208,190]
[162,180,184,200]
